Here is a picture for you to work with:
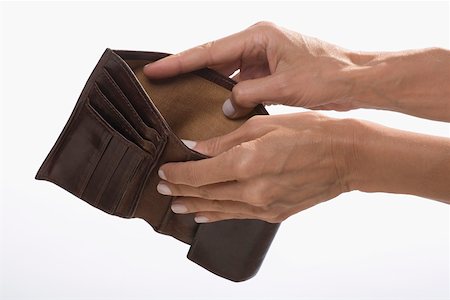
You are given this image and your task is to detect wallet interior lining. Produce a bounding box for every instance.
[125,59,248,142]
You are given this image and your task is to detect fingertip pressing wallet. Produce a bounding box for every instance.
[35,48,280,282]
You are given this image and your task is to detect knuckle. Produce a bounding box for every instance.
[198,40,217,66]
[276,211,290,222]
[183,163,203,187]
[233,144,258,180]
[189,199,209,212]
[251,21,283,37]
[197,187,211,199]
[251,21,277,31]
[243,189,263,206]
[209,200,223,211]
[171,52,185,73]
[243,180,270,206]
[265,209,287,223]
[245,115,264,128]
[204,136,222,155]
[303,111,324,120]
[242,115,268,136]
[231,84,246,104]
[234,158,251,180]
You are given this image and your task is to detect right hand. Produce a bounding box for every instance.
[143,21,359,118]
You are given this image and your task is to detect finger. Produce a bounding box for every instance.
[193,196,321,223]
[224,73,287,119]
[170,197,266,217]
[143,31,248,79]
[178,190,326,223]
[159,144,252,186]
[183,117,271,157]
[158,180,245,201]
[193,211,260,223]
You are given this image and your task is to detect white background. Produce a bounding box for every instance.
[1,1,449,299]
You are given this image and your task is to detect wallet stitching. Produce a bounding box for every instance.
[117,155,146,216]
[85,99,146,161]
[93,56,168,218]
[79,132,114,198]
[103,68,145,123]
[71,109,113,197]
[91,143,128,208]
[129,134,167,218]
[91,84,157,155]
[102,67,156,136]
[109,55,172,154]
[84,99,153,217]
[110,56,165,129]
[113,154,144,215]
[92,84,140,142]
[95,146,130,211]
[45,106,113,198]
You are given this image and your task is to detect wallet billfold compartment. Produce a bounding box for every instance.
[36,48,280,282]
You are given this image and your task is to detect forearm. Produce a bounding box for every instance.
[345,47,450,122]
[347,119,450,203]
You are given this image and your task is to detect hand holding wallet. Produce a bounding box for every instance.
[36,48,280,282]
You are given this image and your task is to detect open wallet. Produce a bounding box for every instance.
[35,48,280,282]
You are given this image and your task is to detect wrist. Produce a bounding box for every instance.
[343,118,380,193]
[338,50,389,110]
[342,48,450,120]
[327,117,364,193]
[345,118,450,201]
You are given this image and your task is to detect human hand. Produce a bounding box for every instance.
[144,21,359,118]
[156,112,357,223]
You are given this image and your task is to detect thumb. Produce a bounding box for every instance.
[223,74,283,119]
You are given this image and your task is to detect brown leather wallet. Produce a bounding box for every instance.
[35,48,280,282]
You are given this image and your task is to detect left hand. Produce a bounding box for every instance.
[156,112,357,223]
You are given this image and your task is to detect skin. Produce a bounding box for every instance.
[143,21,450,224]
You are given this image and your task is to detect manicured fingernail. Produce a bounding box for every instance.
[158,169,166,180]
[157,183,171,195]
[181,139,197,150]
[194,216,209,223]
[222,99,235,117]
[171,203,188,213]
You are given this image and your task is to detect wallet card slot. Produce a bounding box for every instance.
[88,84,156,155]
[42,104,113,197]
[81,135,128,206]
[81,103,154,218]
[97,147,143,214]
[114,155,151,217]
[104,62,159,129]
[99,68,160,143]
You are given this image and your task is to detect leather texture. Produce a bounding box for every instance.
[35,48,280,282]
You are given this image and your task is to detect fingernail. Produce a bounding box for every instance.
[157,183,171,195]
[143,63,151,72]
[171,203,188,213]
[194,216,209,223]
[181,139,197,150]
[158,169,167,180]
[222,99,235,117]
